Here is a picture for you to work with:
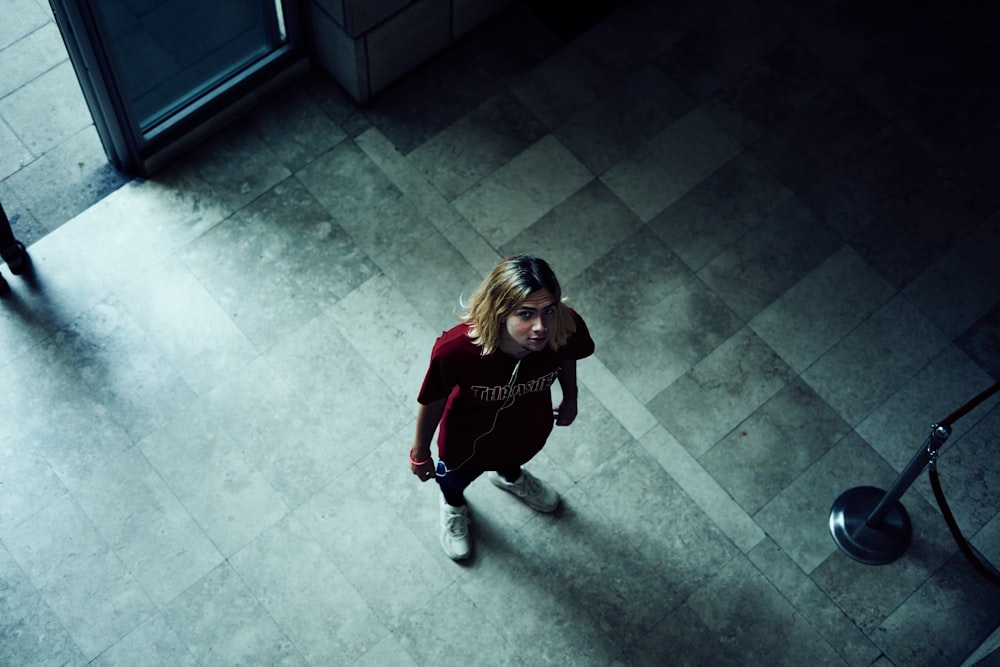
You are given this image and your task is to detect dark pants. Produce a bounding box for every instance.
[436,461,521,507]
[0,202,17,258]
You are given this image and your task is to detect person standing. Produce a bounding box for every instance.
[0,202,30,294]
[410,255,595,560]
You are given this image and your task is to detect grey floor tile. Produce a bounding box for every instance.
[90,613,197,667]
[292,472,454,630]
[648,326,796,458]
[686,556,848,666]
[0,323,128,451]
[702,36,832,147]
[501,179,642,284]
[1,126,128,233]
[577,355,659,441]
[848,25,963,119]
[956,303,1000,381]
[700,378,851,515]
[374,230,484,334]
[0,23,66,99]
[748,538,881,667]
[457,524,629,665]
[582,442,741,600]
[601,107,741,222]
[0,542,87,667]
[394,582,522,667]
[802,295,952,427]
[750,244,896,374]
[114,259,259,396]
[656,0,789,102]
[184,120,293,213]
[772,0,884,75]
[908,401,1000,537]
[0,0,49,49]
[754,431,897,574]
[810,488,959,636]
[516,485,678,652]
[296,140,440,267]
[0,61,90,155]
[0,119,32,181]
[649,151,793,272]
[697,196,842,322]
[162,563,308,666]
[855,344,999,473]
[794,124,939,241]
[749,83,888,193]
[362,42,502,155]
[326,273,442,410]
[191,356,347,509]
[53,294,199,441]
[606,0,722,60]
[628,601,744,667]
[252,83,349,173]
[542,384,632,484]
[453,134,593,247]
[139,403,290,557]
[63,447,223,608]
[504,19,638,131]
[181,178,377,350]
[640,425,764,554]
[4,495,156,660]
[229,514,389,665]
[848,167,998,290]
[904,244,999,341]
[875,550,1000,667]
[0,434,66,536]
[553,62,693,174]
[407,90,548,201]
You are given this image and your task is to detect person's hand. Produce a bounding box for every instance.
[553,397,578,426]
[410,449,436,482]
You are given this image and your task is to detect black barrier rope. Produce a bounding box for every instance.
[929,380,1000,585]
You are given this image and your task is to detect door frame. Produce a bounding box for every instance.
[49,0,308,176]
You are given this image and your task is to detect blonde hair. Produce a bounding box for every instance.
[461,255,577,355]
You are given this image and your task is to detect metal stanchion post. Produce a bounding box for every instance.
[829,424,951,565]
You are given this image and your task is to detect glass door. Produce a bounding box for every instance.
[50,0,305,176]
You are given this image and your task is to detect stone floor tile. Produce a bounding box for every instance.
[601,107,741,222]
[162,563,308,666]
[647,326,795,458]
[4,495,156,660]
[701,378,852,515]
[686,555,848,666]
[90,613,197,667]
[453,134,593,246]
[229,514,388,665]
[697,196,842,322]
[0,543,87,667]
[802,295,951,427]
[750,244,896,373]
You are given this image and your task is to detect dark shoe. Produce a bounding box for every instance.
[0,272,8,295]
[3,241,29,276]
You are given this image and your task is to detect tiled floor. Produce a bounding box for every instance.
[2,1,1000,666]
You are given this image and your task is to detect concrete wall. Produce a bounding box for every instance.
[308,0,514,103]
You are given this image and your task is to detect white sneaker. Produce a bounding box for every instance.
[488,469,559,512]
[440,500,472,560]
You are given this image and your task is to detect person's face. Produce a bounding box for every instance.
[499,289,557,358]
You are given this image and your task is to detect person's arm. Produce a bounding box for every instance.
[553,359,578,426]
[410,398,446,481]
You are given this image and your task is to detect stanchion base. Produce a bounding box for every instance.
[829,486,912,565]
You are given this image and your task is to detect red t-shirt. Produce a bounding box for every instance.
[417,309,595,472]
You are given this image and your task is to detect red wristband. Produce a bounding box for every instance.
[409,451,431,466]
